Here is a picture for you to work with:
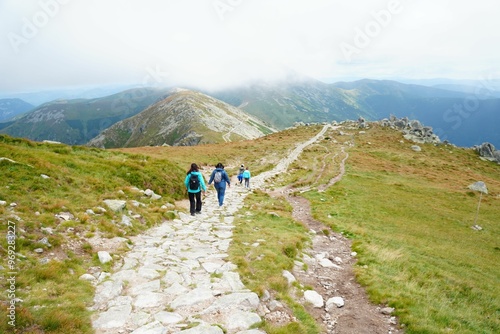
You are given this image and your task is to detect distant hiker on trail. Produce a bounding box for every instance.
[184,163,206,216]
[208,162,231,206]
[238,164,245,184]
[242,166,251,189]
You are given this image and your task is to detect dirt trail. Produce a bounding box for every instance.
[265,125,401,333]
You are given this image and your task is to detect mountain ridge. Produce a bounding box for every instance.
[87,90,275,148]
[2,78,499,148]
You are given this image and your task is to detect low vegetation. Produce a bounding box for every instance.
[1,122,499,333]
[300,125,500,333]
[0,134,185,333]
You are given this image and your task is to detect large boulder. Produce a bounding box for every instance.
[475,143,500,163]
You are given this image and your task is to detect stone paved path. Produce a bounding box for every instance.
[91,125,336,334]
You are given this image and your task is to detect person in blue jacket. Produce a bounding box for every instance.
[184,163,207,216]
[208,162,231,206]
[242,166,251,188]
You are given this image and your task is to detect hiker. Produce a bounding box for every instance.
[208,162,231,206]
[238,164,245,184]
[242,166,251,188]
[184,163,206,216]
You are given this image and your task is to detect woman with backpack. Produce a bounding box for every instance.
[242,166,251,189]
[184,163,207,216]
[208,163,231,206]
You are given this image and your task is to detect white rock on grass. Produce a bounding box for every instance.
[304,290,324,308]
[98,251,112,264]
[121,215,133,227]
[79,274,97,282]
[282,270,296,284]
[104,200,126,212]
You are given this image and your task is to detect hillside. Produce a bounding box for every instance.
[0,88,170,145]
[331,79,500,148]
[87,89,276,148]
[210,78,500,148]
[1,123,499,333]
[206,78,374,129]
[0,98,34,122]
[2,79,499,149]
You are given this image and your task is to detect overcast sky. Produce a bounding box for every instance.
[1,0,499,93]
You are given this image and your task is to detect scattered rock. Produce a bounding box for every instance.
[98,251,113,264]
[34,248,44,254]
[304,290,324,308]
[411,145,422,152]
[380,116,440,144]
[282,270,296,284]
[55,212,74,221]
[104,200,126,212]
[475,142,500,163]
[326,296,345,310]
[40,174,50,179]
[120,215,133,227]
[80,274,97,282]
[144,189,155,197]
[38,237,52,247]
[381,307,395,315]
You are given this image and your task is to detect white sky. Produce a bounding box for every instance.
[0,0,499,93]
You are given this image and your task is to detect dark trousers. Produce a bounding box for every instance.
[188,191,202,213]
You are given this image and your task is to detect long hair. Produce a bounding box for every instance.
[187,163,198,174]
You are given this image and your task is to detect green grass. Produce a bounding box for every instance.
[229,189,319,334]
[300,125,500,333]
[1,122,499,333]
[0,134,186,333]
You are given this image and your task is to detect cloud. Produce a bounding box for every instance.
[0,0,498,93]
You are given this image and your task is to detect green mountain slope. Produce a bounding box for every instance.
[206,78,374,128]
[210,78,500,148]
[87,89,276,148]
[0,88,170,145]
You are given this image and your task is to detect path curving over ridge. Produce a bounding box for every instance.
[91,123,400,333]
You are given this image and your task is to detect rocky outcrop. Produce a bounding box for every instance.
[475,142,500,163]
[379,115,440,144]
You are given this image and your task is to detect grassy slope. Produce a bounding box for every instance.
[302,125,500,333]
[1,123,499,333]
[0,135,185,333]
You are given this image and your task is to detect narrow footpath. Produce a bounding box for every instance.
[92,183,262,334]
[91,125,334,334]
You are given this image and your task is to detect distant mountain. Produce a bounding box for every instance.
[210,78,500,148]
[0,88,170,145]
[87,90,275,148]
[0,84,140,106]
[331,79,500,147]
[0,98,34,122]
[2,78,499,148]
[432,84,500,98]
[205,78,376,129]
